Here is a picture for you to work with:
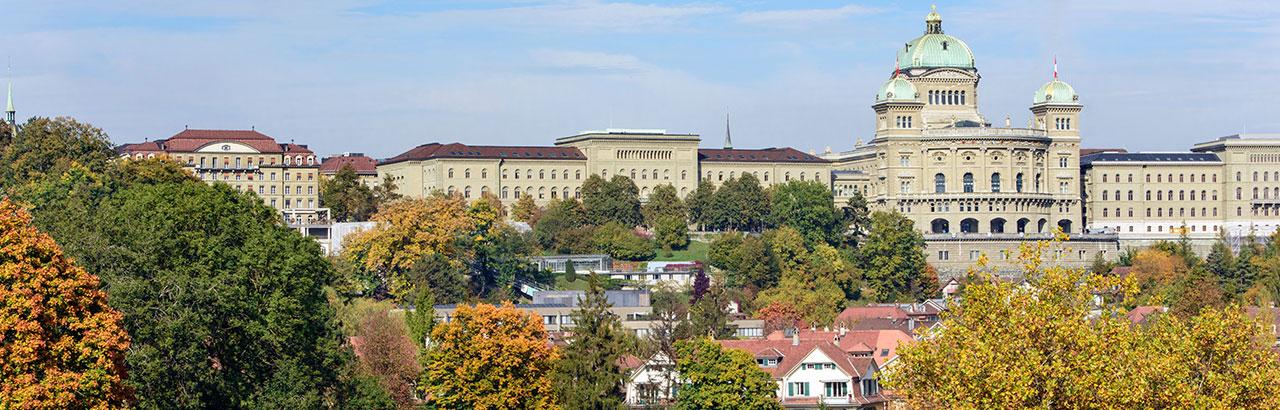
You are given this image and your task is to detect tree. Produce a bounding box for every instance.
[423,302,558,409]
[342,195,474,298]
[403,287,435,350]
[593,221,656,261]
[511,194,540,224]
[321,164,378,222]
[553,273,628,408]
[0,117,115,187]
[754,244,848,326]
[858,211,928,302]
[583,175,643,227]
[840,191,871,246]
[685,180,716,228]
[76,182,350,407]
[884,240,1280,409]
[353,310,422,409]
[755,301,807,335]
[372,174,402,209]
[655,215,690,252]
[769,181,841,246]
[642,184,686,227]
[0,199,131,408]
[704,174,768,232]
[674,338,781,410]
[533,198,587,253]
[688,282,735,339]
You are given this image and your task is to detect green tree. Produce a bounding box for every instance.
[642,184,686,227]
[755,243,851,326]
[705,174,769,232]
[688,282,735,339]
[0,116,115,187]
[403,287,436,350]
[533,198,587,253]
[593,221,656,261]
[424,302,558,409]
[685,180,716,229]
[372,174,402,209]
[321,164,378,222]
[674,338,781,410]
[769,180,841,246]
[655,215,690,253]
[0,199,132,408]
[583,175,643,227]
[840,190,871,247]
[76,182,351,408]
[859,211,928,302]
[553,273,628,408]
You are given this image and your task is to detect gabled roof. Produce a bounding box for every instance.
[697,147,829,164]
[381,142,586,165]
[834,306,910,327]
[321,154,378,175]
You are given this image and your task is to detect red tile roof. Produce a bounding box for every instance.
[1127,306,1167,326]
[697,147,829,164]
[321,155,378,175]
[118,129,312,156]
[381,142,586,165]
[834,306,910,328]
[715,334,892,405]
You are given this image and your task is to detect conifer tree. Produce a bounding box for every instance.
[552,272,628,408]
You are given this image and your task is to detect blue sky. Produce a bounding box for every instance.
[5,0,1279,158]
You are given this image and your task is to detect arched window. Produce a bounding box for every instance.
[501,187,509,199]
[448,168,454,178]
[963,173,974,193]
[1016,173,1024,192]
[464,186,472,198]
[681,170,687,180]
[990,173,1001,192]
[464,169,471,178]
[481,169,487,179]
[935,173,947,193]
[1102,191,1109,200]
[1128,190,1134,200]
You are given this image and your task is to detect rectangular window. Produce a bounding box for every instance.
[824,382,848,397]
[969,250,981,260]
[938,250,950,260]
[787,382,809,397]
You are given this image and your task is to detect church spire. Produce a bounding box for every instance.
[5,65,14,136]
[723,112,733,149]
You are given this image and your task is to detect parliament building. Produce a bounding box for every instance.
[116,7,1280,276]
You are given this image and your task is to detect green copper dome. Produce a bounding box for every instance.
[1033,79,1079,104]
[896,7,975,70]
[876,76,918,102]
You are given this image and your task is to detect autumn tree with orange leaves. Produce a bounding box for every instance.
[0,199,131,408]
[423,302,558,409]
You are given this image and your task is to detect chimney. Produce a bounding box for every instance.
[792,331,799,346]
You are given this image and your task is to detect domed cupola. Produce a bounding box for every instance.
[1033,79,1079,105]
[876,75,919,102]
[896,6,976,70]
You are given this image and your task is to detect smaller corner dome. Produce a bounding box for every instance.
[1034,79,1079,104]
[876,77,919,102]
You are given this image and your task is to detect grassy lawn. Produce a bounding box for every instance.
[652,239,709,262]
[552,274,593,291]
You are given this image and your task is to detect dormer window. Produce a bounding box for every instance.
[942,41,949,50]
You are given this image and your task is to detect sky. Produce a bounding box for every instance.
[5,0,1280,158]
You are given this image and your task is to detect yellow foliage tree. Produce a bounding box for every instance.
[342,194,474,297]
[884,239,1280,409]
[0,199,132,408]
[423,302,558,409]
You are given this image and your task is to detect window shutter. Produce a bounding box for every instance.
[788,383,794,396]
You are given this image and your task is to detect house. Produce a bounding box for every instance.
[623,353,679,408]
[718,330,901,409]
[834,301,947,335]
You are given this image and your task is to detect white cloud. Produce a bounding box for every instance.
[416,0,728,32]
[528,49,656,73]
[738,4,878,26]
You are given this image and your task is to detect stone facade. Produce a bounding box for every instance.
[378,129,830,207]
[1082,134,1280,254]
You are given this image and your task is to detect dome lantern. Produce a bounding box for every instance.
[895,6,976,70]
[925,5,943,34]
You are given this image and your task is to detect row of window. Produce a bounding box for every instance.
[1098,171,1280,184]
[938,248,1100,262]
[1098,207,1219,218]
[894,115,914,129]
[786,381,862,398]
[188,154,316,168]
[928,90,966,105]
[267,198,314,209]
[200,170,312,182]
[933,172,1042,193]
[1099,189,1220,201]
[224,183,315,196]
[929,218,1070,234]
[707,170,822,183]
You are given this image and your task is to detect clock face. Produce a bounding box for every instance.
[221,144,231,151]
